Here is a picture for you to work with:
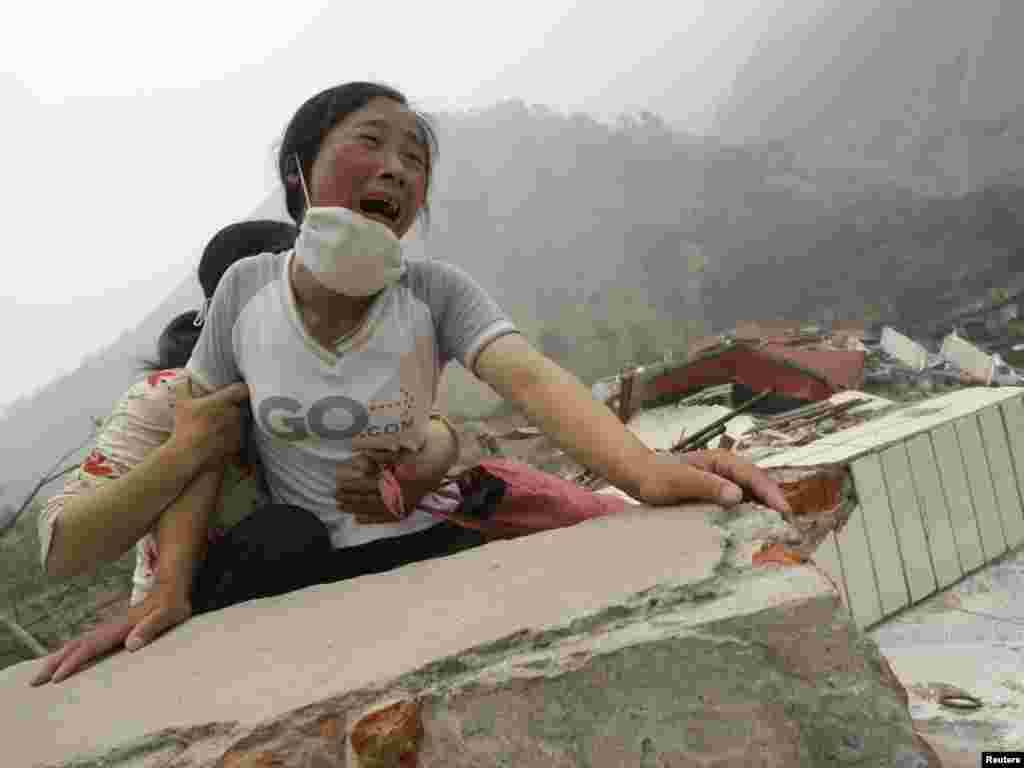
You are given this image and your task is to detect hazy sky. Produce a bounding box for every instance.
[2,0,780,408]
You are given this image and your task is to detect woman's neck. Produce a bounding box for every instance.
[289,256,375,344]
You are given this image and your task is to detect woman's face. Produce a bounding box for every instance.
[308,97,429,239]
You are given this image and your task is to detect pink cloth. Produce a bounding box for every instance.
[377,465,415,521]
[381,459,629,539]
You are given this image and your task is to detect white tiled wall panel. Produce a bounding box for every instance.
[798,388,1024,628]
[904,433,963,588]
[978,407,1024,549]
[812,531,850,610]
[955,415,1008,560]
[833,496,884,628]
[850,455,910,616]
[880,444,937,602]
[999,398,1024,521]
[931,423,987,573]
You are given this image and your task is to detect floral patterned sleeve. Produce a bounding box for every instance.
[38,369,186,604]
[38,367,268,606]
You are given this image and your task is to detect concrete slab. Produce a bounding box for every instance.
[4,506,726,766]
[947,545,1024,623]
[883,644,1024,750]
[870,546,1024,755]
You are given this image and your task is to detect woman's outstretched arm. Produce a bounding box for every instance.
[474,334,790,512]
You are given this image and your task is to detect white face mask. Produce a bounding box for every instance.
[292,154,406,297]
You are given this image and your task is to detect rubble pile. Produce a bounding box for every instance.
[732,395,885,453]
[866,326,1024,391]
[473,317,1024,493]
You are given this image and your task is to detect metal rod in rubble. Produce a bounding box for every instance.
[672,388,774,453]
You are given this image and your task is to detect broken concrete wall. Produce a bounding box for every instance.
[4,493,942,767]
[758,387,1024,633]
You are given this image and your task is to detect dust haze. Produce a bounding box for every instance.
[3,0,1024,521]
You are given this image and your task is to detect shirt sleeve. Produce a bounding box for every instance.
[37,370,184,570]
[186,260,244,393]
[408,260,519,376]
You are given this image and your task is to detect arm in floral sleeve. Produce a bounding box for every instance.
[41,370,246,581]
[29,464,228,687]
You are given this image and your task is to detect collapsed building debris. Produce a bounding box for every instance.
[496,318,1024,490]
[729,391,895,458]
[595,330,866,423]
[940,331,996,385]
[881,326,929,371]
[866,325,1024,390]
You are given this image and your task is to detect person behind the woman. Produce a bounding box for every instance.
[31,217,464,684]
[32,80,788,686]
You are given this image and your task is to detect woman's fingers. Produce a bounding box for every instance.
[173,377,249,406]
[205,381,250,406]
[170,377,249,468]
[49,642,103,684]
[125,591,192,652]
[125,609,173,651]
[335,478,379,495]
[29,614,137,686]
[678,450,791,513]
[29,641,78,686]
[671,462,744,506]
[51,621,131,683]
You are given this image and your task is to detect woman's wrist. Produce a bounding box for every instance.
[157,434,206,478]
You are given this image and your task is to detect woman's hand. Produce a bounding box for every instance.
[168,378,250,472]
[29,579,193,687]
[634,449,791,513]
[336,418,459,520]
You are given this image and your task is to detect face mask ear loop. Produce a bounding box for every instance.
[193,298,211,327]
[294,152,312,212]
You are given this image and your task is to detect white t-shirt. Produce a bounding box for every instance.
[186,250,518,549]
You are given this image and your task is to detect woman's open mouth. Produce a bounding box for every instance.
[359,196,401,225]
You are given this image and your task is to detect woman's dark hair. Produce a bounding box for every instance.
[145,310,202,371]
[140,220,299,372]
[277,82,439,230]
